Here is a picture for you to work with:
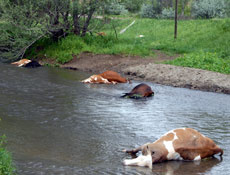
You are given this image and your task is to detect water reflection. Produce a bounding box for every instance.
[124,158,221,175]
[0,63,229,175]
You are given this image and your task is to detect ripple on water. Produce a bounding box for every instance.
[0,64,230,175]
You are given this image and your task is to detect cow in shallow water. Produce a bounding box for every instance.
[121,83,154,98]
[123,128,223,169]
[82,70,128,84]
[11,59,41,68]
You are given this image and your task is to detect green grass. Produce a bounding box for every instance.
[0,135,15,175]
[27,17,230,74]
[165,51,230,74]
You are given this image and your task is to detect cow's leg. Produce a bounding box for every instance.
[123,154,152,169]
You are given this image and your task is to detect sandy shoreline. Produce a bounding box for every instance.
[56,53,230,94]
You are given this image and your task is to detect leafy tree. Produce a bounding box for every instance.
[0,0,46,62]
[0,0,108,62]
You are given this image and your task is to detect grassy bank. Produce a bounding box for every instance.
[28,18,230,74]
[0,135,15,175]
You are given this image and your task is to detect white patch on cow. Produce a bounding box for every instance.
[25,60,31,64]
[81,78,91,83]
[172,131,178,140]
[123,154,152,169]
[101,77,110,83]
[164,140,183,160]
[94,77,98,81]
[194,155,201,161]
[163,132,183,161]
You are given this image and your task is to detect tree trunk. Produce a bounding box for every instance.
[81,0,98,36]
[174,0,178,39]
[73,1,81,35]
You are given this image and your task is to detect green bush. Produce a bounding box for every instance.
[225,0,230,17]
[140,4,160,18]
[161,8,175,19]
[123,0,144,13]
[104,0,128,15]
[0,135,15,175]
[191,0,226,19]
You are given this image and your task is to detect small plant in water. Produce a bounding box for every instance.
[0,121,15,175]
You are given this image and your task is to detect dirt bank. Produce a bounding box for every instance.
[58,52,230,94]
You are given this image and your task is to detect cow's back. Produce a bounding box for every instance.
[172,128,222,160]
[100,71,127,83]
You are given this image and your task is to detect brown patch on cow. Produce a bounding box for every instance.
[99,70,128,83]
[159,133,175,142]
[173,128,223,160]
[81,70,127,84]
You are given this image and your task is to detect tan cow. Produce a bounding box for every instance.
[123,128,223,169]
[82,70,128,84]
[11,59,41,68]
[11,59,32,67]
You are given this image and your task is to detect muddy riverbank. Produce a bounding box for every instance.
[40,52,230,94]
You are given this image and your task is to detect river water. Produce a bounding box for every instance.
[0,63,230,175]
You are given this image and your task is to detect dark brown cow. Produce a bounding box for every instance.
[82,70,128,84]
[123,128,223,169]
[121,83,154,98]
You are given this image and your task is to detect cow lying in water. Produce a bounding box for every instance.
[121,83,154,98]
[123,128,223,169]
[82,70,128,84]
[11,59,41,68]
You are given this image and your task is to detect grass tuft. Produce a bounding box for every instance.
[0,135,15,175]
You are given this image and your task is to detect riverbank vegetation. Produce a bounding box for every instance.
[0,135,15,175]
[28,17,230,74]
[1,0,230,74]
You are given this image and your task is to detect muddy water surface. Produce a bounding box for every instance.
[0,63,229,175]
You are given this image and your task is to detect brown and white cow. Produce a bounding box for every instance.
[11,59,41,68]
[123,128,223,169]
[121,83,154,98]
[11,59,32,67]
[82,70,128,84]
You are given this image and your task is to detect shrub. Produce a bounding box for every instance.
[0,135,15,175]
[191,0,226,19]
[123,0,144,13]
[161,8,175,19]
[104,0,128,15]
[140,3,161,18]
[225,0,230,17]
